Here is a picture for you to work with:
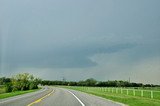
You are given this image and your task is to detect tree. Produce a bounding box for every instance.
[11,73,40,91]
[85,78,97,86]
[0,77,11,85]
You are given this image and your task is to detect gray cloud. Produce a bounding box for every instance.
[0,0,160,84]
[2,37,136,68]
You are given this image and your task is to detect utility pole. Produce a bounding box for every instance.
[62,77,66,82]
[129,77,130,83]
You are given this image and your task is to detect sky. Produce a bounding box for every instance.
[0,0,160,84]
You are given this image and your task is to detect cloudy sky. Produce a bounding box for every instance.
[0,0,160,84]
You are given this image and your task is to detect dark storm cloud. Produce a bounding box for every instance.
[0,0,160,84]
[2,36,136,68]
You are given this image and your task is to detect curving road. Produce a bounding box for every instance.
[0,87,125,106]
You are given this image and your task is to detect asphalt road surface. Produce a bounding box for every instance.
[0,87,125,106]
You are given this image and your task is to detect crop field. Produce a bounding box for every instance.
[64,86,160,106]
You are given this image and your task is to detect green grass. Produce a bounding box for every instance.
[62,86,160,106]
[0,86,5,94]
[92,87,160,100]
[0,88,40,99]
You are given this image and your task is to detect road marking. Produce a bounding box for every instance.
[27,89,54,106]
[0,88,47,104]
[67,90,85,106]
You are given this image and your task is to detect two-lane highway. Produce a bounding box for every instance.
[0,87,125,106]
[33,87,124,106]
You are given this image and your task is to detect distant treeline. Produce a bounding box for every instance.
[1,76,159,91]
[0,73,41,93]
[41,78,160,87]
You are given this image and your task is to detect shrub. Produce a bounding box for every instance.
[5,83,13,93]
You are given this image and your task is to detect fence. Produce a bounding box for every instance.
[70,86,160,100]
[98,87,160,100]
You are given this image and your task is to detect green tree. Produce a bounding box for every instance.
[4,83,13,92]
[85,78,97,86]
[11,73,40,91]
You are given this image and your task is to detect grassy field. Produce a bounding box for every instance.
[0,88,40,99]
[63,86,160,106]
[0,86,5,94]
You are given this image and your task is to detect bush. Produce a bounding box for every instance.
[12,73,40,91]
[29,83,35,90]
[5,83,13,93]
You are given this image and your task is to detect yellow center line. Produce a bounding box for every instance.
[27,89,54,106]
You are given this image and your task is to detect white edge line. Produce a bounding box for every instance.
[67,89,127,106]
[76,90,127,106]
[67,90,85,106]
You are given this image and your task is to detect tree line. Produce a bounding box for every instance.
[41,78,160,87]
[1,75,159,93]
[0,73,41,93]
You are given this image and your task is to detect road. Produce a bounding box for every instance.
[0,87,125,106]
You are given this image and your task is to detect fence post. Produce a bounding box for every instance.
[141,90,143,97]
[133,90,135,96]
[116,88,118,93]
[151,91,153,99]
[121,88,123,94]
[127,89,129,95]
[112,88,114,93]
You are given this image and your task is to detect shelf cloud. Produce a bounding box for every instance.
[0,0,160,84]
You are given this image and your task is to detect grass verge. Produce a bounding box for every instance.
[0,87,5,94]
[63,86,160,106]
[0,88,40,99]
